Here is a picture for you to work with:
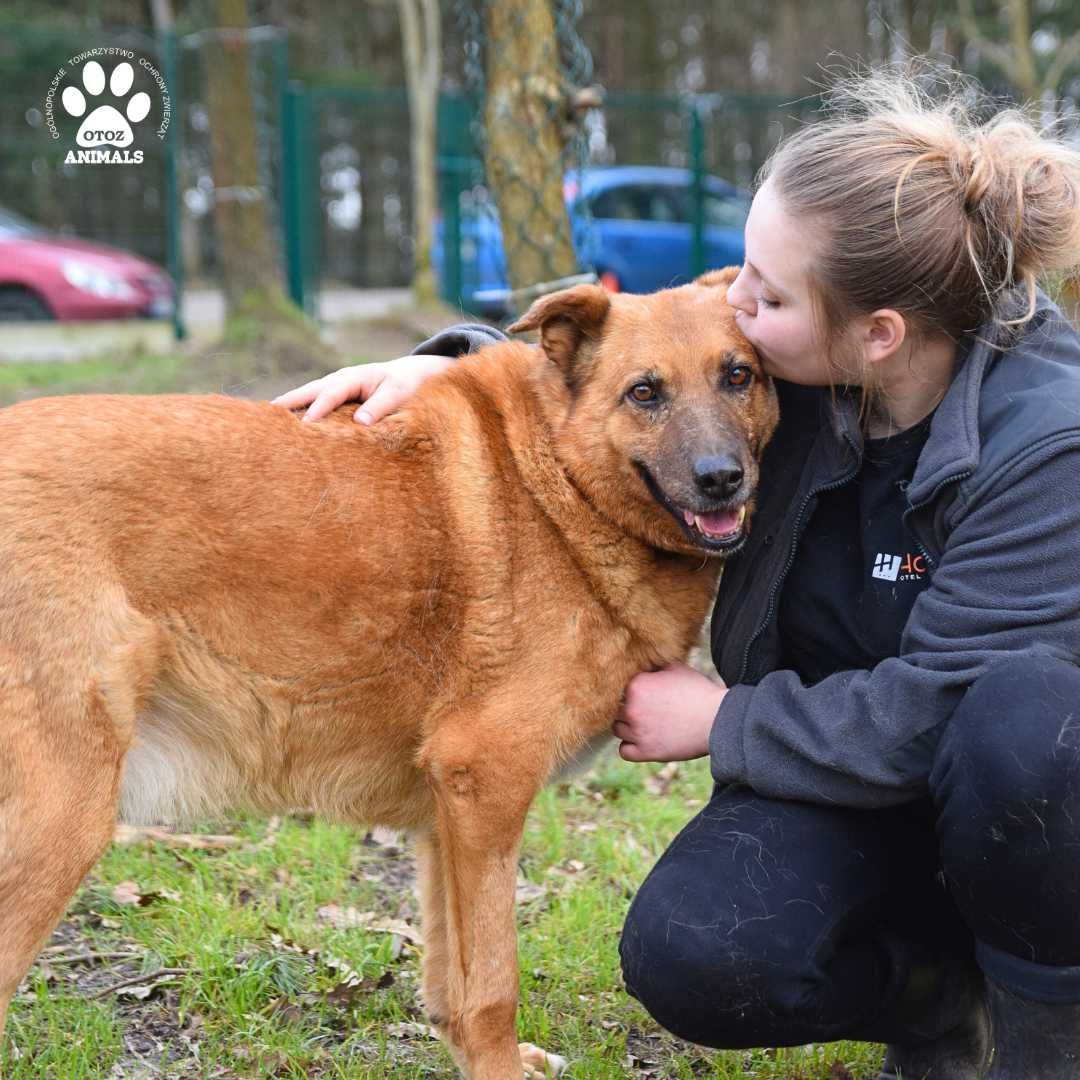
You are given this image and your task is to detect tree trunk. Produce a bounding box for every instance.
[484,0,578,294]
[1007,0,1039,102]
[205,0,287,314]
[398,0,441,306]
[203,0,321,373]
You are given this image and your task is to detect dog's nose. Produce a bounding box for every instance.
[692,455,743,499]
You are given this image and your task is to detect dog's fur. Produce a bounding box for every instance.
[0,268,777,1078]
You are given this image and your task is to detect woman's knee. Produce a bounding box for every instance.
[619,852,837,1048]
[933,653,1080,807]
[931,654,1080,963]
[619,868,768,1046]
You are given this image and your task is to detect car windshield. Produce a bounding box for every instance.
[588,181,750,228]
[0,206,44,239]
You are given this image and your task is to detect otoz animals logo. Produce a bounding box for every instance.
[44,49,171,165]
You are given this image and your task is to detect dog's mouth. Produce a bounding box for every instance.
[633,462,750,554]
[678,505,747,546]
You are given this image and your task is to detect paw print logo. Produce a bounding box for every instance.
[61,61,151,148]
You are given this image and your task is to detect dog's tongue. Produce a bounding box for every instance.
[683,508,740,537]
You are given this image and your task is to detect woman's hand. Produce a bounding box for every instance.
[271,354,455,424]
[612,662,727,763]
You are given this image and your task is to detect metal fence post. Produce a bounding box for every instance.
[281,81,306,313]
[688,98,706,279]
[438,92,471,307]
[161,27,186,341]
[301,88,320,319]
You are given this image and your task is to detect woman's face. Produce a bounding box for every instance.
[726,181,839,387]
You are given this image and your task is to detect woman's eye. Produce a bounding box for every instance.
[628,382,658,404]
[757,296,779,309]
[727,366,753,388]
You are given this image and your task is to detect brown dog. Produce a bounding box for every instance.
[0,267,777,1078]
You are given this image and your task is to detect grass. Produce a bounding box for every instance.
[3,755,886,1079]
[0,351,191,403]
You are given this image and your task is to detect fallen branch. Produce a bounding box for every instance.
[41,950,140,966]
[86,967,187,1000]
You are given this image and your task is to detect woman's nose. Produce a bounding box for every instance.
[727,266,755,316]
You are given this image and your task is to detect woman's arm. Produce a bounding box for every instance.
[271,323,510,423]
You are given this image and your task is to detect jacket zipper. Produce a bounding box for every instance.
[903,468,974,572]
[736,449,860,685]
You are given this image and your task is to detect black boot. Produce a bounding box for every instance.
[875,956,991,1080]
[876,999,991,1078]
[984,980,1080,1078]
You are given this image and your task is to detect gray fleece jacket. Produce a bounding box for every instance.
[414,293,1080,808]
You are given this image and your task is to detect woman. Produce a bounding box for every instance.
[274,68,1080,1078]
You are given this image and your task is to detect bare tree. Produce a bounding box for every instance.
[203,0,321,371]
[955,0,1080,317]
[205,0,286,315]
[484,0,579,293]
[956,0,1080,105]
[397,0,441,305]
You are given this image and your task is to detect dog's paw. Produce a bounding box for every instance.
[518,1042,568,1078]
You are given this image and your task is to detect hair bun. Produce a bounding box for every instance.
[762,61,1080,340]
[952,115,1080,304]
[957,138,994,215]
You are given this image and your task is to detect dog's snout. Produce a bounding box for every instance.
[692,454,743,500]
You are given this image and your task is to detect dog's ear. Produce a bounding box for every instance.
[507,284,611,382]
[694,266,741,289]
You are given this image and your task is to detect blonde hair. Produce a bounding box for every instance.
[759,63,1080,412]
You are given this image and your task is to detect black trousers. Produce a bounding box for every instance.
[619,655,1080,1048]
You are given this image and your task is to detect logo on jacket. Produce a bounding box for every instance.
[872,552,927,582]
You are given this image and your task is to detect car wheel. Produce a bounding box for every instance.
[598,270,622,293]
[0,288,54,321]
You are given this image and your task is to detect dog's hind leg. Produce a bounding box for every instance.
[0,668,124,1049]
[416,829,469,1074]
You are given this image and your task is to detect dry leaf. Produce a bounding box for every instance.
[115,973,180,1000]
[515,878,549,905]
[111,880,142,906]
[315,905,423,944]
[315,904,374,930]
[324,970,394,1006]
[386,1021,438,1040]
[321,953,363,984]
[266,996,305,1024]
[644,762,680,796]
[113,825,241,849]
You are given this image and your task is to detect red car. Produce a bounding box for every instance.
[0,206,174,321]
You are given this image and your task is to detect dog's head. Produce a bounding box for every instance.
[508,267,778,558]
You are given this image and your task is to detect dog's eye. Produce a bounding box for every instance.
[727,366,753,388]
[627,382,659,404]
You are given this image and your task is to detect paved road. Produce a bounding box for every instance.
[0,287,413,363]
[181,287,412,328]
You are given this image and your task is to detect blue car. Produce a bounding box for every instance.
[437,166,750,316]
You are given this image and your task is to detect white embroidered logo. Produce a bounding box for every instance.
[872,553,902,581]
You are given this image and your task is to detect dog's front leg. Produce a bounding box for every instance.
[424,741,563,1080]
